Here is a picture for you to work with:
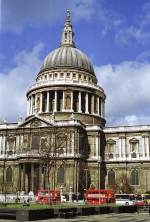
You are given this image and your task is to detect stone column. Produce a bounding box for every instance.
[31,163,34,191]
[118,137,122,159]
[21,164,25,191]
[78,91,82,113]
[39,164,43,189]
[85,93,89,114]
[40,92,43,113]
[62,91,65,110]
[46,91,49,112]
[142,136,146,158]
[91,95,94,114]
[145,136,149,158]
[1,136,3,155]
[23,164,26,191]
[101,100,105,118]
[0,136,2,155]
[96,136,99,157]
[101,100,103,118]
[97,97,99,115]
[16,135,19,154]
[33,96,35,114]
[30,96,33,115]
[71,91,73,111]
[103,101,105,118]
[122,136,126,159]
[28,98,30,115]
[2,136,6,155]
[27,98,29,116]
[54,90,57,112]
[34,94,37,113]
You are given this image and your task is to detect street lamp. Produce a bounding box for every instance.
[98,155,102,205]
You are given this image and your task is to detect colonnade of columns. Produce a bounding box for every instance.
[20,163,43,192]
[27,90,105,118]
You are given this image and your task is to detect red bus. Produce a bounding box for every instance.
[35,189,61,204]
[86,189,115,205]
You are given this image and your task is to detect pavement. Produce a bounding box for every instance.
[0,213,150,222]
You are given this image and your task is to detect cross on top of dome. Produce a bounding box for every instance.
[61,10,75,48]
[66,9,71,21]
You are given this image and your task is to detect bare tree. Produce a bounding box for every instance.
[39,127,72,193]
[115,173,134,194]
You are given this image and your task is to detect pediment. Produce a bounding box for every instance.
[106,139,116,144]
[129,137,139,143]
[18,116,52,128]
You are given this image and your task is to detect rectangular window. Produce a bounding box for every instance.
[32,135,40,150]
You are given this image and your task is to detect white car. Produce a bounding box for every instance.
[61,195,67,203]
[115,194,135,206]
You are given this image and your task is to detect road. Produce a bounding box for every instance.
[0,213,149,222]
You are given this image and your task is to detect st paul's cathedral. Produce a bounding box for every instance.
[0,11,150,195]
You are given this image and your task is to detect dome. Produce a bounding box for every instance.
[40,46,95,75]
[40,10,95,76]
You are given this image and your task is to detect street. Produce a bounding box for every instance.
[0,213,150,222]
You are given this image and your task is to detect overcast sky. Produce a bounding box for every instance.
[0,0,150,126]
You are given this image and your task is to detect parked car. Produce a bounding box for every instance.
[61,195,67,203]
[134,195,145,206]
[115,194,135,206]
[142,194,150,205]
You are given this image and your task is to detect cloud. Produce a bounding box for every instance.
[0,42,44,122]
[1,0,95,32]
[1,41,150,127]
[1,0,123,37]
[136,50,150,62]
[115,1,150,45]
[96,5,123,37]
[95,60,150,126]
[115,26,150,45]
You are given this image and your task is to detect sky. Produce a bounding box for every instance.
[0,0,150,126]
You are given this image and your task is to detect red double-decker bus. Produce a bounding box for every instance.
[35,189,61,204]
[86,189,115,205]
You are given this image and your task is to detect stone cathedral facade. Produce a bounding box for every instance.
[0,11,150,195]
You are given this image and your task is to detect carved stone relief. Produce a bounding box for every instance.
[30,120,41,128]
[41,137,48,150]
[7,136,16,151]
[23,135,30,150]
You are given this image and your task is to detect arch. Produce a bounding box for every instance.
[109,153,113,159]
[106,139,116,144]
[131,152,137,158]
[6,166,12,183]
[57,166,65,184]
[129,138,139,143]
[108,169,115,186]
[131,169,139,185]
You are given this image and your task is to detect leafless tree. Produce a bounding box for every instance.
[39,127,72,192]
[115,173,134,194]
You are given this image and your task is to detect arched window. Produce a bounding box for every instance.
[130,138,139,158]
[6,166,12,183]
[131,169,139,185]
[108,170,115,186]
[109,153,113,159]
[57,167,65,184]
[106,139,116,159]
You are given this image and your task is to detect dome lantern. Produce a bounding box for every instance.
[61,10,75,48]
